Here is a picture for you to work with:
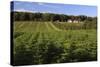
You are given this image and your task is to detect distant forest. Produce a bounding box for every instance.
[11,12,97,29]
[11,12,97,22]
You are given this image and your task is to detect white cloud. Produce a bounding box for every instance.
[14,9,33,13]
[14,9,44,13]
[14,9,27,12]
[41,11,52,13]
[37,2,45,5]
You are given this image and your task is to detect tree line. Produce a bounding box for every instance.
[11,11,97,29]
[12,11,97,22]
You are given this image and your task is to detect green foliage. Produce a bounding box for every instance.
[12,12,97,24]
[13,32,24,38]
[13,21,97,65]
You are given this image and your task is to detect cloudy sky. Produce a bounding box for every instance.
[11,1,97,17]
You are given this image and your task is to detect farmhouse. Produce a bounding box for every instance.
[67,19,79,23]
[67,20,72,23]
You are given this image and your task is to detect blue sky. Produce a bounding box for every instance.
[12,1,97,17]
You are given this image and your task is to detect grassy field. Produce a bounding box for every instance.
[13,21,97,65]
